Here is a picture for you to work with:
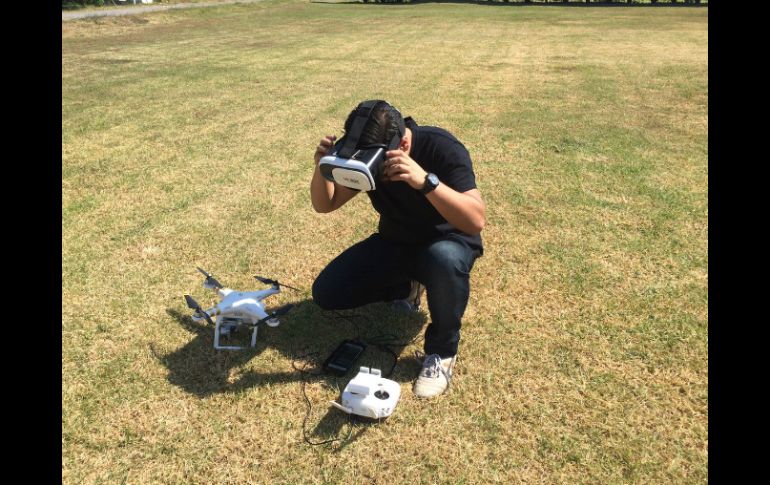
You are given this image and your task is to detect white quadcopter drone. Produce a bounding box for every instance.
[184,267,296,350]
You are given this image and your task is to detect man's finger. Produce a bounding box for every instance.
[386,163,408,176]
[383,156,403,167]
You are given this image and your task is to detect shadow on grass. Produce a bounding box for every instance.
[159,299,427,398]
[304,410,382,450]
[158,300,424,447]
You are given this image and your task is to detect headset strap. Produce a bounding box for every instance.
[339,100,381,158]
[387,121,405,150]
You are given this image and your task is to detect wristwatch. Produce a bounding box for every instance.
[420,173,440,195]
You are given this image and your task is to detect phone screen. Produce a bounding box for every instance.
[336,344,363,366]
[327,342,365,372]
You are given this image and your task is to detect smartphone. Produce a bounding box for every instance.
[323,340,366,376]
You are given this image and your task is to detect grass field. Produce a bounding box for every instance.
[62,1,708,483]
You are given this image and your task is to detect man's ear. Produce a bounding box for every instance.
[400,135,410,152]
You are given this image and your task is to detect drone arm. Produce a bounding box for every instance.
[252,287,281,300]
[191,305,220,323]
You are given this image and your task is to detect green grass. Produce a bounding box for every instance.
[62,1,707,483]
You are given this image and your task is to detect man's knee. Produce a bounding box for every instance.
[311,273,338,310]
[421,239,475,280]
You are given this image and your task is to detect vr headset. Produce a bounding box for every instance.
[319,100,405,192]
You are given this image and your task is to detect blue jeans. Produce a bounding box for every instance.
[312,233,480,358]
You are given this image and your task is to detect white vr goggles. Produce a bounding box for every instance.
[319,100,405,192]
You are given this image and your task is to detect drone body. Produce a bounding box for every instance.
[185,268,294,350]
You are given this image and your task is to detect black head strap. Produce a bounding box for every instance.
[387,115,406,151]
[338,100,380,158]
[338,100,406,158]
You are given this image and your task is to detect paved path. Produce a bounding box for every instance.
[62,0,265,21]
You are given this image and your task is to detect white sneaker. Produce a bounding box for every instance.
[413,352,456,399]
[389,281,425,314]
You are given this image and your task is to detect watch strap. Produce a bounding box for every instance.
[420,173,439,195]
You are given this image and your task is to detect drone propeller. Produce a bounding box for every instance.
[197,267,223,290]
[257,303,295,325]
[184,294,200,311]
[184,294,216,326]
[254,276,301,292]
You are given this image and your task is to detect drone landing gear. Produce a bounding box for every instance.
[214,317,260,351]
[212,316,282,350]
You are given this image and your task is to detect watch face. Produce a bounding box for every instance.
[427,173,439,187]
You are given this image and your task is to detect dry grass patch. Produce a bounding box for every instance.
[63,1,707,483]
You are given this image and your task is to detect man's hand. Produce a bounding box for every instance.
[382,149,428,190]
[311,134,358,213]
[314,135,337,165]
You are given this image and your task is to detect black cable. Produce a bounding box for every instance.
[293,356,354,446]
[324,309,365,336]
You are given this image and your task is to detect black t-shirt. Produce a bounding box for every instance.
[366,117,484,255]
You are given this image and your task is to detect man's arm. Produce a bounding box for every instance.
[425,187,485,235]
[382,149,486,235]
[310,135,359,213]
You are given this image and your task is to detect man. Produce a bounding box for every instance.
[310,100,485,399]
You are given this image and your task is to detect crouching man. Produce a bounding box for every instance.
[310,100,485,399]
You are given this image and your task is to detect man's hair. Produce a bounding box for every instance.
[343,100,404,147]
